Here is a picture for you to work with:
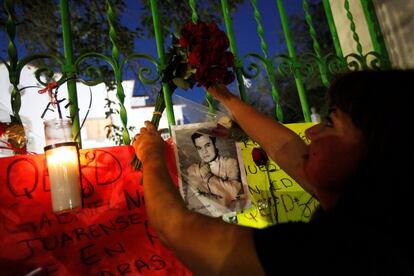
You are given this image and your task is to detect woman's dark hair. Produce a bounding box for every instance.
[327,69,414,224]
[328,70,414,148]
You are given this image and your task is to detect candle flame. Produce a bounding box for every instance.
[46,146,78,164]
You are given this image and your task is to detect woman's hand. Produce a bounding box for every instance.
[132,121,165,165]
[206,84,235,102]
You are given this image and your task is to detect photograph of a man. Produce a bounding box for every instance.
[187,132,242,206]
[172,122,249,217]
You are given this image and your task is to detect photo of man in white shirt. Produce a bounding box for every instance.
[172,123,249,217]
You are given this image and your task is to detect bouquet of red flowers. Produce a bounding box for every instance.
[132,20,235,170]
[176,21,235,87]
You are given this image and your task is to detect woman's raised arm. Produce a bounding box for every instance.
[207,85,314,195]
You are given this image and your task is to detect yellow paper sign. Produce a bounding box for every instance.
[235,123,320,228]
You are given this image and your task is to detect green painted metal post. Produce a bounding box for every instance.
[60,0,82,146]
[250,0,283,121]
[221,0,247,102]
[150,0,176,129]
[188,0,215,114]
[189,0,198,25]
[276,0,311,122]
[321,0,344,58]
[4,0,21,124]
[360,0,391,69]
[302,0,330,87]
[107,0,131,145]
[344,0,363,57]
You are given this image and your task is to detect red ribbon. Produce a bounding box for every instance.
[0,140,35,155]
[38,81,59,106]
[38,81,58,94]
[0,122,8,137]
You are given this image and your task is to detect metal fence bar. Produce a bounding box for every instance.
[302,0,330,87]
[344,0,363,57]
[4,0,21,124]
[189,0,198,23]
[250,0,283,121]
[221,0,247,102]
[276,0,311,122]
[106,0,131,144]
[188,0,215,114]
[360,0,391,68]
[321,0,344,58]
[150,0,176,128]
[60,0,82,146]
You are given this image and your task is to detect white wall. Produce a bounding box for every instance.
[373,0,414,69]
[329,0,374,56]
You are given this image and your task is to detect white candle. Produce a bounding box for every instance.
[46,144,82,213]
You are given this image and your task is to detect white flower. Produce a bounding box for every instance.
[218,116,233,128]
[242,75,252,88]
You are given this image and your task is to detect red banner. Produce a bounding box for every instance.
[0,142,192,275]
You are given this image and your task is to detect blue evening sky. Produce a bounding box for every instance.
[122,0,303,103]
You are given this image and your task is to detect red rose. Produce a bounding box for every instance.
[179,36,188,48]
[177,20,235,88]
[198,67,228,87]
[195,65,207,85]
[211,123,230,137]
[224,51,234,67]
[189,45,209,65]
[195,21,209,35]
[183,21,196,33]
[211,33,229,51]
[206,50,220,65]
[188,52,199,66]
[221,70,235,85]
[252,147,269,166]
[208,22,219,33]
[207,49,233,68]
[180,22,199,48]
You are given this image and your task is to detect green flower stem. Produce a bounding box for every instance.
[5,0,22,124]
[132,84,176,171]
[150,0,176,128]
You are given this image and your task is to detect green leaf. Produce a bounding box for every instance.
[172,78,191,90]
[186,68,197,79]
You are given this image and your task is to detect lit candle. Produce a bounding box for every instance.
[45,142,82,213]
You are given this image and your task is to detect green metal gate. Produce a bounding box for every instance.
[1,0,390,150]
